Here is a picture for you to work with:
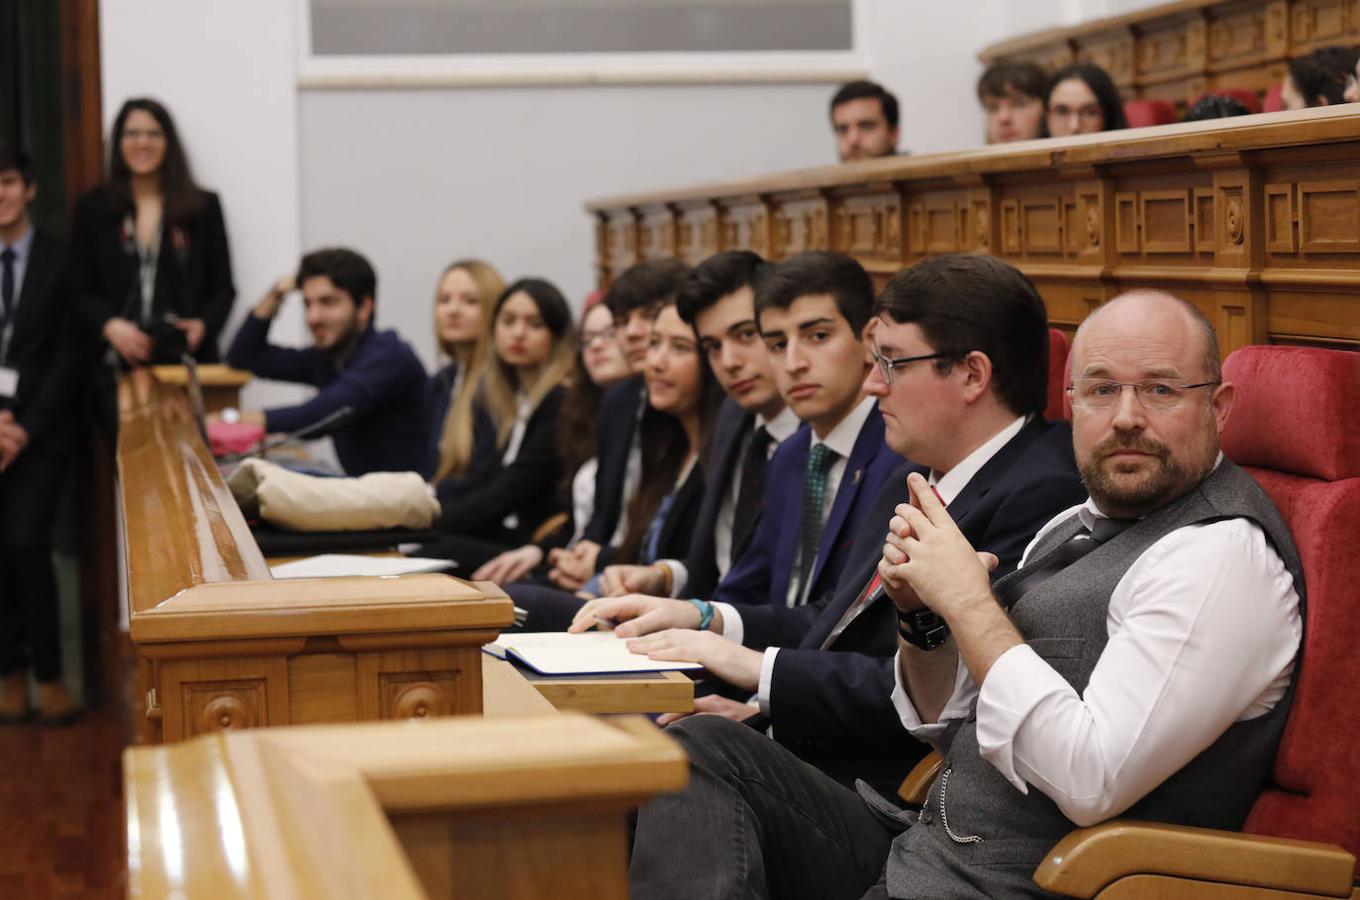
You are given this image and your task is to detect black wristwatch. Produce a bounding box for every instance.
[896,607,950,651]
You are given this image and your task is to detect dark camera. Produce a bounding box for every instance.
[145,316,188,364]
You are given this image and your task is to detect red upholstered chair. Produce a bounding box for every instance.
[1046,327,1071,422]
[1264,83,1286,113]
[1030,345,1360,896]
[1193,88,1263,114]
[1122,99,1179,127]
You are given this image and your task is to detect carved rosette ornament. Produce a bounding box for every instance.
[199,694,254,733]
[1226,197,1244,245]
[393,682,446,719]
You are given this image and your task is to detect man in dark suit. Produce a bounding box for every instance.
[0,145,80,723]
[573,253,903,712]
[598,251,799,601]
[223,247,428,475]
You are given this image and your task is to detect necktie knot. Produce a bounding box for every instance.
[808,442,837,473]
[0,248,14,265]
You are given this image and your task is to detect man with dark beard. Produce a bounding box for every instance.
[224,247,427,475]
[628,289,1304,899]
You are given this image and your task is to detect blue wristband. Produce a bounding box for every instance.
[688,598,714,631]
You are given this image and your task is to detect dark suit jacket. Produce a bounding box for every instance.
[582,376,646,547]
[1,230,79,452]
[68,186,235,361]
[678,398,753,600]
[714,406,903,648]
[767,417,1087,793]
[434,387,567,545]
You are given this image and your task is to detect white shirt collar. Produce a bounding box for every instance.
[930,415,1029,505]
[810,394,877,460]
[0,225,34,259]
[759,405,801,445]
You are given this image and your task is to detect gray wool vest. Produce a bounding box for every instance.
[880,459,1306,899]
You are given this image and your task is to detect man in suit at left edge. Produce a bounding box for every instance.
[0,143,81,724]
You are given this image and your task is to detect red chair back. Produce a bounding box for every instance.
[1263,83,1286,113]
[1193,88,1262,114]
[1045,328,1071,421]
[1123,99,1179,127]
[1221,346,1360,859]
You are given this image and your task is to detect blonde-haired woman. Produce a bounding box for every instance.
[425,258,504,479]
[420,277,577,573]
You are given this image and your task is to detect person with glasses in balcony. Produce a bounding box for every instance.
[628,284,1301,900]
[1042,62,1129,137]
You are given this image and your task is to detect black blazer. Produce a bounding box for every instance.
[68,186,235,362]
[680,397,753,599]
[766,418,1088,794]
[582,376,646,545]
[1,231,79,451]
[435,387,567,544]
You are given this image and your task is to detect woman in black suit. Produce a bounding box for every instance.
[69,98,235,429]
[422,277,577,573]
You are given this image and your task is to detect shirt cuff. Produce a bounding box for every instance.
[889,646,976,751]
[711,601,743,645]
[756,647,779,715]
[661,559,687,597]
[975,643,1071,795]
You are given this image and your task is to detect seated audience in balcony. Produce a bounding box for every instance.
[424,258,503,480]
[472,295,632,586]
[422,278,577,574]
[977,60,1047,143]
[1280,46,1360,109]
[1185,93,1253,122]
[1042,62,1128,137]
[830,80,900,162]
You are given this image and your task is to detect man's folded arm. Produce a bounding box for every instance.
[974,518,1301,827]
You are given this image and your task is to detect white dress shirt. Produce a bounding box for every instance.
[661,405,800,596]
[713,395,878,647]
[889,457,1301,826]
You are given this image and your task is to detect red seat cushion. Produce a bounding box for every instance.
[1222,346,1360,859]
[1123,99,1179,127]
[1263,83,1286,113]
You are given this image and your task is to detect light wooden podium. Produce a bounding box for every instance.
[118,368,515,742]
[124,713,688,899]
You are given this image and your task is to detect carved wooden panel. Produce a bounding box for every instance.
[1298,180,1360,253]
[773,198,830,258]
[1001,199,1021,254]
[638,207,677,260]
[1078,30,1135,85]
[1062,188,1104,256]
[676,204,721,265]
[1194,188,1217,252]
[1266,183,1298,253]
[1142,189,1194,254]
[966,190,992,253]
[722,201,771,258]
[185,680,267,735]
[605,212,638,273]
[1021,197,1063,254]
[357,648,482,721]
[906,194,968,256]
[1136,21,1191,80]
[158,656,290,742]
[1206,5,1272,68]
[1290,0,1360,51]
[1116,192,1141,253]
[834,193,901,262]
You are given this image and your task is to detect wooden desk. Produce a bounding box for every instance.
[124,713,689,899]
[517,666,694,715]
[150,362,251,413]
[118,368,514,743]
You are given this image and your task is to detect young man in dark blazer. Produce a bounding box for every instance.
[573,253,903,701]
[223,247,427,475]
[0,145,81,723]
[598,251,800,602]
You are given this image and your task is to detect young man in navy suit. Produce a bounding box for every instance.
[598,251,800,602]
[0,145,81,723]
[573,252,904,713]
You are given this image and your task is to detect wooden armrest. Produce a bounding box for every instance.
[1034,820,1356,898]
[897,750,942,805]
[531,512,570,545]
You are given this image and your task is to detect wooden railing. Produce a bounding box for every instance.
[978,0,1360,105]
[587,105,1360,355]
[124,713,688,899]
[117,368,515,743]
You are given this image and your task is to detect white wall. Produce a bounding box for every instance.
[102,0,1172,381]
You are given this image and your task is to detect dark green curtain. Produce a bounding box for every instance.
[0,0,69,237]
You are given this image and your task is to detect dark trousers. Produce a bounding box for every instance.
[503,582,585,632]
[631,715,896,900]
[0,442,69,682]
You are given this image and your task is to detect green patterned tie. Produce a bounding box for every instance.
[791,443,838,606]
